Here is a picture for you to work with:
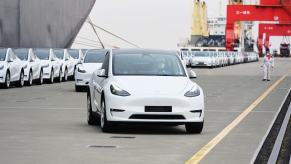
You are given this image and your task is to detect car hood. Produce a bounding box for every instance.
[112,76,192,96]
[40,60,50,66]
[83,63,102,74]
[193,57,211,62]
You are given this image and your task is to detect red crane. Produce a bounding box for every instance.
[226,1,291,54]
[257,23,291,55]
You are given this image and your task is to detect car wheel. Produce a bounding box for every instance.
[3,71,10,89]
[63,68,68,81]
[87,91,99,125]
[49,69,54,84]
[185,121,204,134]
[57,70,62,82]
[26,70,33,86]
[100,98,116,132]
[16,71,24,87]
[37,70,43,85]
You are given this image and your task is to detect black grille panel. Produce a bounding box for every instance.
[129,114,185,120]
[145,106,172,112]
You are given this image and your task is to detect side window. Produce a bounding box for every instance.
[101,52,110,75]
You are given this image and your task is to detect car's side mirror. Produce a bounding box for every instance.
[97,69,108,78]
[188,69,197,79]
[7,59,13,62]
[51,58,55,61]
[30,58,34,62]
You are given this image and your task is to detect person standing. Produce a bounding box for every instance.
[262,52,274,81]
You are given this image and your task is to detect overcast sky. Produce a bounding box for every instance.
[72,0,283,51]
[73,0,228,49]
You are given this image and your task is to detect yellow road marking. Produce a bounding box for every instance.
[186,74,288,164]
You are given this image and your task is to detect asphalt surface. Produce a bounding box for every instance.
[0,58,290,164]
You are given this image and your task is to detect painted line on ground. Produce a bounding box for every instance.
[185,74,288,164]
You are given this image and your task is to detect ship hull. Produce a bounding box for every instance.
[0,0,95,48]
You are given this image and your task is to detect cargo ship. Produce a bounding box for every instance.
[0,0,95,48]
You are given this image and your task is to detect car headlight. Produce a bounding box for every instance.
[110,84,130,96]
[184,86,200,97]
[0,65,4,70]
[42,64,49,68]
[78,66,86,73]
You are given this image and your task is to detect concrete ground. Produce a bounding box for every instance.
[0,58,290,164]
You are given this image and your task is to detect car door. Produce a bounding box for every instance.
[93,52,109,111]
[30,51,39,79]
[9,50,19,81]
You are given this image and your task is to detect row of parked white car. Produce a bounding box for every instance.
[0,48,84,88]
[180,50,259,68]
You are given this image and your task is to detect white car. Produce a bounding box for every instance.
[87,49,204,133]
[180,49,191,67]
[191,51,214,68]
[53,49,75,81]
[34,48,62,83]
[14,48,43,86]
[67,49,85,78]
[0,48,25,88]
[75,49,107,92]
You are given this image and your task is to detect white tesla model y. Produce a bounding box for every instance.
[87,49,204,133]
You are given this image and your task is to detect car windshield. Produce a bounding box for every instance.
[113,52,186,76]
[84,50,106,63]
[14,49,29,61]
[34,49,50,60]
[67,49,79,59]
[193,52,209,57]
[0,49,7,61]
[54,49,64,59]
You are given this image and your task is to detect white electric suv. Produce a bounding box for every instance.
[87,49,204,133]
[0,48,26,88]
[75,49,107,92]
[53,49,75,81]
[14,48,43,86]
[34,48,62,83]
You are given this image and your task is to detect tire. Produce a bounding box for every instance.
[56,69,62,83]
[75,85,82,92]
[3,71,10,89]
[100,98,116,132]
[87,91,100,125]
[16,71,25,87]
[63,68,68,81]
[37,70,43,85]
[185,121,204,134]
[49,69,54,84]
[26,70,33,86]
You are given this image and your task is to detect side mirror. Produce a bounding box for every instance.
[30,58,34,62]
[97,69,107,78]
[51,58,55,61]
[7,59,13,62]
[188,69,197,79]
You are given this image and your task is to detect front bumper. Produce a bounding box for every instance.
[42,67,52,79]
[75,72,92,86]
[0,70,6,83]
[191,61,212,67]
[104,93,204,123]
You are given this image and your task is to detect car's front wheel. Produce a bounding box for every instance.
[16,71,24,87]
[185,121,204,134]
[3,71,10,89]
[26,70,33,86]
[37,70,43,85]
[100,98,116,132]
[87,91,99,125]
